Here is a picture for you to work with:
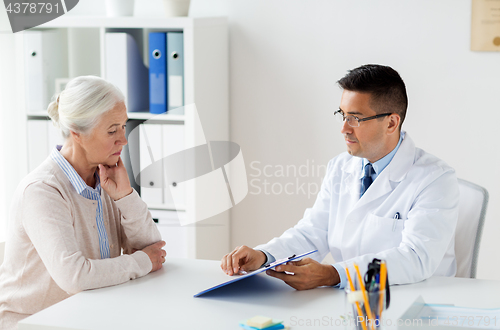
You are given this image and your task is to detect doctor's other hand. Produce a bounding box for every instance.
[265,257,340,290]
[141,241,167,273]
[221,245,266,276]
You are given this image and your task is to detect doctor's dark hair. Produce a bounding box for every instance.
[337,64,408,129]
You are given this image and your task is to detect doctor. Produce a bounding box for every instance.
[221,64,459,290]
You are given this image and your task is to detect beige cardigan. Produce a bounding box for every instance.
[0,156,161,329]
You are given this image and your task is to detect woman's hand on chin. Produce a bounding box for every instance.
[98,157,133,201]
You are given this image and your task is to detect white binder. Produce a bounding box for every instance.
[47,121,64,151]
[139,124,163,205]
[24,30,68,113]
[162,124,185,208]
[27,120,48,171]
[149,209,189,258]
[27,120,65,172]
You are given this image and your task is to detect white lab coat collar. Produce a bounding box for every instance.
[384,131,414,183]
[341,131,413,182]
[340,131,416,209]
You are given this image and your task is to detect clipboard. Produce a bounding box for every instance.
[194,249,318,297]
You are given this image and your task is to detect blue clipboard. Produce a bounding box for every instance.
[194,249,318,297]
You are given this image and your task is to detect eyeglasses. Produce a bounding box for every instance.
[334,109,392,128]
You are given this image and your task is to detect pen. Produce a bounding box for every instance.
[345,265,368,330]
[378,261,387,317]
[392,212,400,232]
[354,263,376,330]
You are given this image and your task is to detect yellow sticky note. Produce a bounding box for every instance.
[247,315,273,329]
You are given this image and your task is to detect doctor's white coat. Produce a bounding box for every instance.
[256,132,459,285]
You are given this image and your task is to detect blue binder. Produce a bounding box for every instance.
[149,32,167,114]
[167,32,184,113]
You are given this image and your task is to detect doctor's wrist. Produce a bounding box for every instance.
[324,264,340,287]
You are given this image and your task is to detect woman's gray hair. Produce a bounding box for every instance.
[47,76,125,139]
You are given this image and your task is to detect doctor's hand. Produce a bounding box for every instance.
[221,245,267,276]
[265,257,340,290]
[99,157,133,201]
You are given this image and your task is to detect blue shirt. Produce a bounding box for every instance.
[261,131,405,288]
[360,131,405,183]
[50,146,110,259]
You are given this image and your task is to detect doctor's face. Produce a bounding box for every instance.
[339,90,392,163]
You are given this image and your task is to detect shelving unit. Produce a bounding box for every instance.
[27,110,186,123]
[13,16,229,260]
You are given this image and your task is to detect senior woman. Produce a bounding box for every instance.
[0,76,165,329]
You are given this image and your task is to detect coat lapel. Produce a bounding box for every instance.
[344,132,416,221]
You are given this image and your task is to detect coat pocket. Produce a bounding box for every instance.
[359,213,405,255]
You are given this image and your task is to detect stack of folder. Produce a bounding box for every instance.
[104,31,184,114]
[149,32,184,114]
[239,316,287,330]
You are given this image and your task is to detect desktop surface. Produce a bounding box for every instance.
[19,258,500,330]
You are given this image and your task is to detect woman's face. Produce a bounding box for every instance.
[79,101,128,167]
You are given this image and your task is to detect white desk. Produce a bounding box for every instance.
[19,258,500,330]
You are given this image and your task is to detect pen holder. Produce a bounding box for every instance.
[344,288,386,330]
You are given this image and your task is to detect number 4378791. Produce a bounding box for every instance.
[6,2,59,14]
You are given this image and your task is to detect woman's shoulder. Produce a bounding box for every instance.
[17,157,71,196]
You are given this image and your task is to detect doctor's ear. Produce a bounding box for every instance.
[386,114,401,134]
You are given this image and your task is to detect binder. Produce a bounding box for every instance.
[105,33,149,112]
[162,124,185,208]
[149,32,167,114]
[149,209,188,258]
[24,30,68,113]
[24,32,44,113]
[139,124,163,205]
[167,32,184,113]
[138,123,186,208]
[27,120,65,171]
[27,120,48,171]
[47,120,64,151]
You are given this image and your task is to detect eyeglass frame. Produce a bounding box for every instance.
[334,109,393,127]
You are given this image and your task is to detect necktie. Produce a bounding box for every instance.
[360,163,373,197]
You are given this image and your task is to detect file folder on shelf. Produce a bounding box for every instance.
[27,120,64,172]
[24,30,68,113]
[149,209,188,258]
[149,32,167,114]
[149,32,184,114]
[167,32,184,113]
[105,33,149,112]
[139,124,164,205]
[162,124,186,207]
[138,123,186,208]
[27,120,48,172]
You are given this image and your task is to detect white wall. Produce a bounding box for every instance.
[226,0,500,281]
